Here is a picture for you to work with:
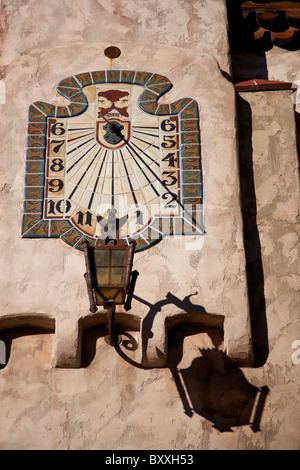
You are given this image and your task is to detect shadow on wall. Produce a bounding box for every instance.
[112,292,269,432]
[0,313,269,433]
[81,291,224,368]
[81,314,269,433]
[236,94,269,368]
[135,291,224,366]
[167,332,269,432]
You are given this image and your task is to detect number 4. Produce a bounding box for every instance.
[162,152,177,167]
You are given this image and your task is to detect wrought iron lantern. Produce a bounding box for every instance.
[82,227,137,346]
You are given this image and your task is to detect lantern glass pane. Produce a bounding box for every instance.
[111,250,126,267]
[96,266,109,284]
[110,266,124,283]
[94,250,109,266]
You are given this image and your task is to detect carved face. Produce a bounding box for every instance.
[97,90,129,118]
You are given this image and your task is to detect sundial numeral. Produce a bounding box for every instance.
[161,135,177,149]
[51,122,66,136]
[160,118,177,133]
[161,152,177,168]
[135,209,144,225]
[50,139,65,156]
[48,178,64,193]
[162,192,177,208]
[71,208,97,237]
[76,210,93,227]
[47,199,71,215]
[50,158,64,173]
[162,170,178,187]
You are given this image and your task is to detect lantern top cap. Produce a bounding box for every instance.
[93,238,136,249]
[82,238,136,249]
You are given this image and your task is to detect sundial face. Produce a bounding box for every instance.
[22,70,203,251]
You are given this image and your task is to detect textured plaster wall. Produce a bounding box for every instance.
[0,0,299,450]
[236,88,300,449]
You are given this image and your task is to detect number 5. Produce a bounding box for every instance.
[161,135,177,149]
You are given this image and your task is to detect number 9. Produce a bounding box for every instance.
[48,179,64,193]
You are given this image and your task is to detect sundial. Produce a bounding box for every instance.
[22,65,203,251]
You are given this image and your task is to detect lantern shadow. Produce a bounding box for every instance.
[132,291,224,365]
[167,340,269,432]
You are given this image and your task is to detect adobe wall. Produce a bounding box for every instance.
[0,0,299,450]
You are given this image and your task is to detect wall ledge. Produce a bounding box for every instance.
[235,79,294,92]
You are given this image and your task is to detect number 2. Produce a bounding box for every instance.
[162,192,177,208]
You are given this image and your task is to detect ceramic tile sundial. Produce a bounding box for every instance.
[22,69,203,250]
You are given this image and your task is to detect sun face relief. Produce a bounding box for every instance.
[23,70,203,251]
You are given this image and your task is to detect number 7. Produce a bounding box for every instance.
[50,140,65,154]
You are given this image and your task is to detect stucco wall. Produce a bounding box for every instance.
[0,0,299,450]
